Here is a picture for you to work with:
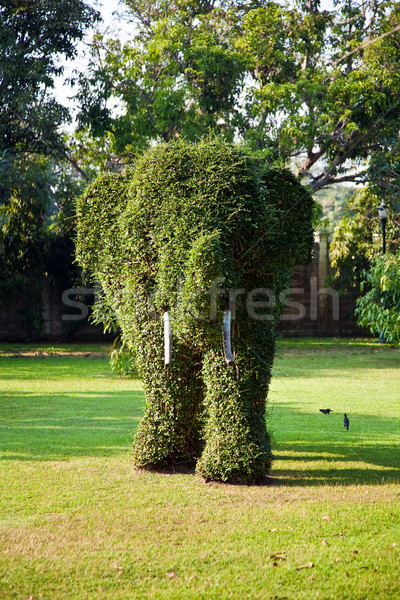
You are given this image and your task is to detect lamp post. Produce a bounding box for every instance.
[377,202,389,343]
[377,202,389,255]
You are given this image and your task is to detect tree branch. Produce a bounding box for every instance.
[67,155,90,181]
[310,171,366,192]
[332,23,400,66]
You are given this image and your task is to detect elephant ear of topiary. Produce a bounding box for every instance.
[76,136,314,483]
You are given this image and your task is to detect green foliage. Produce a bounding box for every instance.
[76,137,314,482]
[356,252,400,344]
[0,155,85,338]
[0,0,99,160]
[0,0,99,338]
[90,297,137,376]
[0,156,49,337]
[314,185,356,233]
[75,0,248,158]
[109,337,137,377]
[330,187,400,292]
[368,144,400,205]
[75,0,400,193]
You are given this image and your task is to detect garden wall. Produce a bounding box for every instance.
[0,234,366,341]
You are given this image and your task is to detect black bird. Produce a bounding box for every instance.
[319,409,332,415]
[344,413,349,430]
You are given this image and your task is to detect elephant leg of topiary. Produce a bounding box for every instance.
[131,320,206,469]
[196,347,272,484]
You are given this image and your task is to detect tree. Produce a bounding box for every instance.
[315,184,356,232]
[73,0,249,168]
[74,0,400,191]
[0,155,84,338]
[0,0,99,337]
[356,252,400,344]
[329,187,400,292]
[0,0,99,166]
[240,0,400,190]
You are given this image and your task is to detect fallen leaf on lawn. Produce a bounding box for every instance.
[335,557,340,563]
[24,597,34,600]
[166,572,179,578]
[333,533,346,537]
[270,528,278,532]
[391,543,397,547]
[321,540,329,546]
[353,550,359,555]
[188,575,195,581]
[112,564,123,571]
[296,562,314,571]
[272,562,278,567]
[323,515,331,521]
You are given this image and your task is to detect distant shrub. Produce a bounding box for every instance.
[356,252,400,344]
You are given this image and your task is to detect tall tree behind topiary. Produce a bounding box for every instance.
[76,137,314,483]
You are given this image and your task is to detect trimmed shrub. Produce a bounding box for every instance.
[76,137,314,482]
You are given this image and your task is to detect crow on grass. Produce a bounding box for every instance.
[344,413,349,430]
[319,409,332,415]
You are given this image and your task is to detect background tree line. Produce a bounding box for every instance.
[1,0,400,339]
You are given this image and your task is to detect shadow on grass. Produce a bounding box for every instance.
[269,403,400,486]
[1,385,399,487]
[0,390,145,460]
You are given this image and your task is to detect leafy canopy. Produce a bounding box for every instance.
[0,0,99,337]
[0,0,99,161]
[75,0,400,190]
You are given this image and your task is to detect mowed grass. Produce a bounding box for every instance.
[0,339,399,600]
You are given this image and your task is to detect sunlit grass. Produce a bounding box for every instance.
[0,340,399,599]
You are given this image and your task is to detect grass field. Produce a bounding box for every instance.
[0,339,399,599]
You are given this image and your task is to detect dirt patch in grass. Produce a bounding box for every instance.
[9,350,109,359]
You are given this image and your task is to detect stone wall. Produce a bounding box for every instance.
[278,232,368,337]
[0,234,367,341]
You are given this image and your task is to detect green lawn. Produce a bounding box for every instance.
[0,339,399,599]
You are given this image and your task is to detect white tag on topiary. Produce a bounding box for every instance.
[164,311,172,366]
[223,309,235,366]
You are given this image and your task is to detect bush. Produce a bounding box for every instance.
[76,137,314,482]
[356,253,400,344]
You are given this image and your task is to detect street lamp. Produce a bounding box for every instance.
[377,202,389,255]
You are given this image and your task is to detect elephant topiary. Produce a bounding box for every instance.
[76,137,315,483]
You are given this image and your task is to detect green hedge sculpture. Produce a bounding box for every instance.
[76,137,314,483]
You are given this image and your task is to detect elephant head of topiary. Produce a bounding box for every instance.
[76,137,315,483]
